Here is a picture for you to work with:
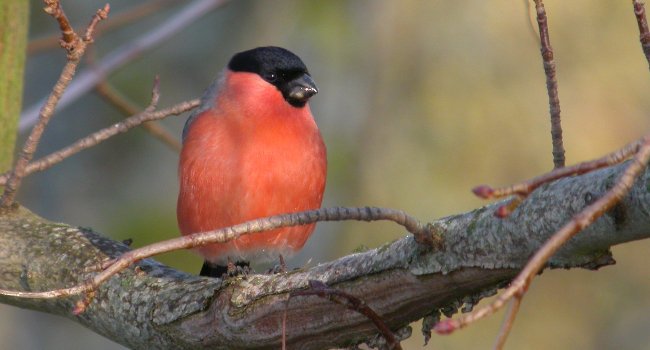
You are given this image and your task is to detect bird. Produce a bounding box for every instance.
[177,46,327,277]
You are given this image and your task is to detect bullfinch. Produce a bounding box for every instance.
[177,46,327,277]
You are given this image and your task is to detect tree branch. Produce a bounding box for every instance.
[633,0,650,69]
[93,78,181,152]
[534,0,566,168]
[0,2,110,207]
[28,0,182,54]
[442,134,650,335]
[19,0,230,132]
[0,206,434,299]
[0,160,648,349]
[0,98,199,186]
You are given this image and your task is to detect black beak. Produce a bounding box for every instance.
[286,73,318,107]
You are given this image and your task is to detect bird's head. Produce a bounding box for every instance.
[228,46,318,108]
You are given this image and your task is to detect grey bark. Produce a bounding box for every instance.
[0,161,649,349]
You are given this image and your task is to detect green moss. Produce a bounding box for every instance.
[466,206,486,235]
[376,240,395,253]
[120,278,132,288]
[605,172,617,189]
[467,217,478,235]
[351,244,370,253]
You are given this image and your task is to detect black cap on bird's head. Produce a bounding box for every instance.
[228,46,318,108]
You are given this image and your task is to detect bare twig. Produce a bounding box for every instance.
[20,0,231,132]
[534,0,565,168]
[0,206,433,299]
[41,0,78,50]
[148,76,161,108]
[291,280,402,350]
[633,0,650,69]
[95,80,139,115]
[436,133,650,335]
[90,54,181,152]
[72,291,95,315]
[282,302,288,350]
[472,137,644,200]
[82,5,111,43]
[0,98,198,186]
[29,0,182,54]
[493,296,522,350]
[0,2,110,208]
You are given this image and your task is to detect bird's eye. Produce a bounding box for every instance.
[266,73,277,82]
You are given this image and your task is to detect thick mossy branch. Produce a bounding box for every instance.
[0,161,649,349]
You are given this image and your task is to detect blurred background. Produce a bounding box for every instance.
[3,0,649,349]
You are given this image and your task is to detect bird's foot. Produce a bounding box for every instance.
[227,260,252,277]
[200,259,251,278]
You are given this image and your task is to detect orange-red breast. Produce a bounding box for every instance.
[177,47,327,276]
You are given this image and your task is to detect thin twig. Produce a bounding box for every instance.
[633,0,650,69]
[29,0,182,54]
[0,2,110,208]
[0,206,433,299]
[0,98,198,186]
[91,58,181,152]
[493,296,522,350]
[82,5,110,44]
[472,137,644,200]
[291,280,402,350]
[282,302,288,350]
[96,81,139,115]
[148,76,161,109]
[534,0,565,168]
[42,0,78,50]
[20,0,231,132]
[436,133,650,334]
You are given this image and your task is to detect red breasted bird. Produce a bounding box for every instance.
[177,47,327,277]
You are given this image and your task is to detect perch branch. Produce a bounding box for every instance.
[436,133,650,336]
[0,206,434,299]
[1,158,648,348]
[291,280,402,350]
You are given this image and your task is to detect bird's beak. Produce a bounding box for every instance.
[287,73,318,103]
